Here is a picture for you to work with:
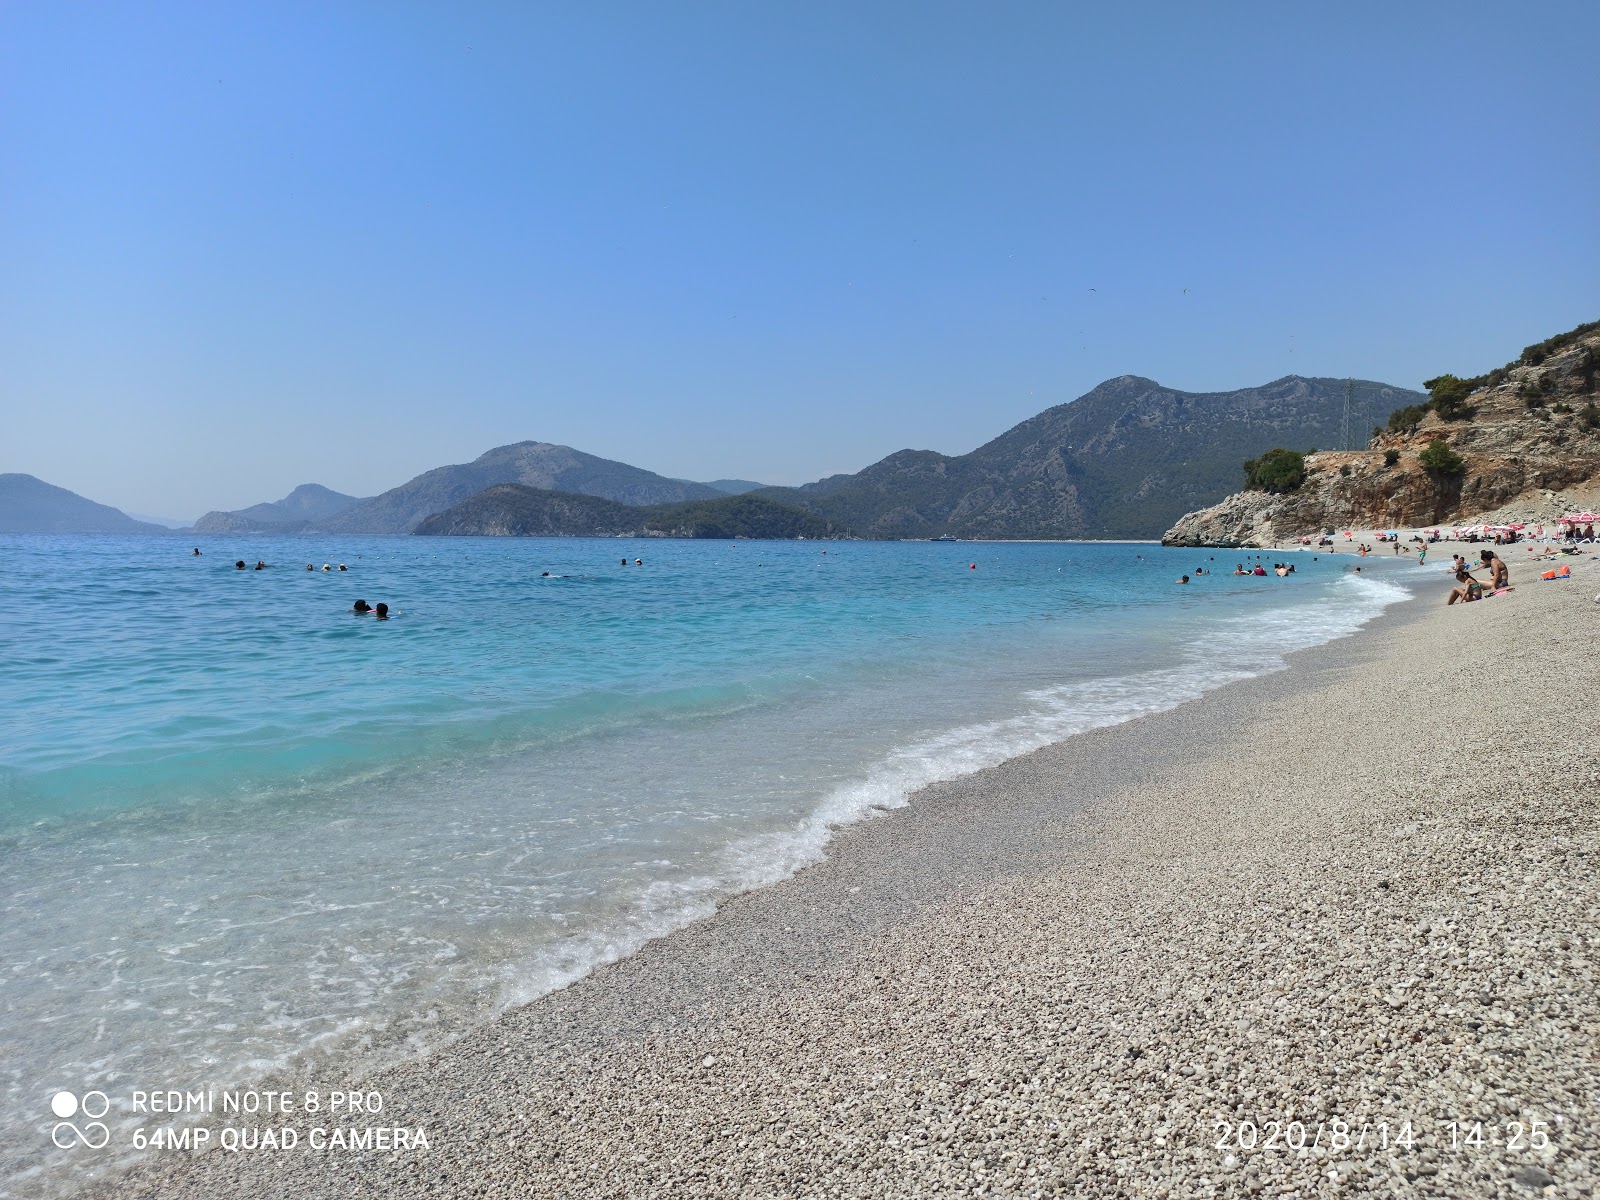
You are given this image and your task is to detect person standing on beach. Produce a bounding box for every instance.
[1418,545,1427,566]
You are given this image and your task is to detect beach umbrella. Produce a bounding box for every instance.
[1558,512,1598,524]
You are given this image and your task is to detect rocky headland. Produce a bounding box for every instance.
[1163,322,1600,546]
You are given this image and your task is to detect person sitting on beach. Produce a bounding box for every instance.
[374,602,389,620]
[352,599,371,613]
[1479,551,1509,590]
[1447,568,1484,605]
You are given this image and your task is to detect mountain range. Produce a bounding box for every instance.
[734,375,1423,540]
[5,372,1428,540]
[318,442,728,535]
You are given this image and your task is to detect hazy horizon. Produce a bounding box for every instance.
[4,2,1596,518]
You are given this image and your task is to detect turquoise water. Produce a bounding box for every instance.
[0,535,1410,1192]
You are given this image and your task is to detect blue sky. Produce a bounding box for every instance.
[3,1,1596,518]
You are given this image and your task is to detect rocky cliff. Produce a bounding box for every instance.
[1163,324,1600,546]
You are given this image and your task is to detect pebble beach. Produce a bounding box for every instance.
[101,558,1598,1200]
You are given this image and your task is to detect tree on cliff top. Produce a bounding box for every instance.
[1242,448,1306,494]
[1418,439,1465,476]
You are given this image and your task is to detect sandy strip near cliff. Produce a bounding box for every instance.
[101,567,1599,1200]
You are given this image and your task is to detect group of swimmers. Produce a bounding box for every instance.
[350,599,390,619]
[1175,554,1307,584]
[229,558,348,572]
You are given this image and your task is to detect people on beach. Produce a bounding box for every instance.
[352,599,371,613]
[1447,568,1484,605]
[1479,550,1510,590]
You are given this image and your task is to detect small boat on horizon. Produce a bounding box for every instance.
[934,534,957,542]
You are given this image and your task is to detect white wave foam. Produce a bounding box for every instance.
[498,572,1409,1012]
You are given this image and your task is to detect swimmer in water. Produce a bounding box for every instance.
[374,602,389,620]
[321,564,331,572]
[352,599,371,613]
[1176,574,1190,585]
[254,560,267,571]
[307,564,315,571]
[635,558,643,566]
[338,564,347,571]
[193,548,202,556]
[236,560,247,570]
[621,558,628,566]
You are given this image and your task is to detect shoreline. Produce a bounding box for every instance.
[94,561,1597,1199]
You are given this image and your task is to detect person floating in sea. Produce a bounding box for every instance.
[352,599,372,613]
[621,558,627,566]
[306,564,315,571]
[321,564,331,572]
[374,602,390,620]
[1253,564,1267,576]
[635,558,643,566]
[254,560,267,571]
[338,564,348,571]
[192,548,202,556]
[1233,564,1247,575]
[236,560,247,570]
[1175,574,1190,585]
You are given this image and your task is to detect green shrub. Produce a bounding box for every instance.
[1423,374,1479,421]
[1386,404,1429,434]
[1384,449,1400,466]
[1552,401,1574,414]
[1339,464,1351,477]
[1418,439,1465,476]
[1578,403,1599,430]
[1242,448,1307,494]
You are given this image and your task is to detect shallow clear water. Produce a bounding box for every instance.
[0,535,1411,1191]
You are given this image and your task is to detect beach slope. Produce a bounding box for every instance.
[104,566,1599,1199]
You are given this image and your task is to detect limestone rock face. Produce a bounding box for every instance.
[1163,329,1600,546]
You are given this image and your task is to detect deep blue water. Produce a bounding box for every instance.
[0,534,1411,1191]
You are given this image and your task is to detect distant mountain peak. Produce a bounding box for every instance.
[0,473,168,534]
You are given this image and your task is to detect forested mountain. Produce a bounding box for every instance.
[322,442,724,535]
[413,485,837,540]
[756,376,1423,539]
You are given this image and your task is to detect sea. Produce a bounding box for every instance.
[0,534,1414,1193]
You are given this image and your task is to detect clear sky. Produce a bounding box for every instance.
[3,1,1596,519]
